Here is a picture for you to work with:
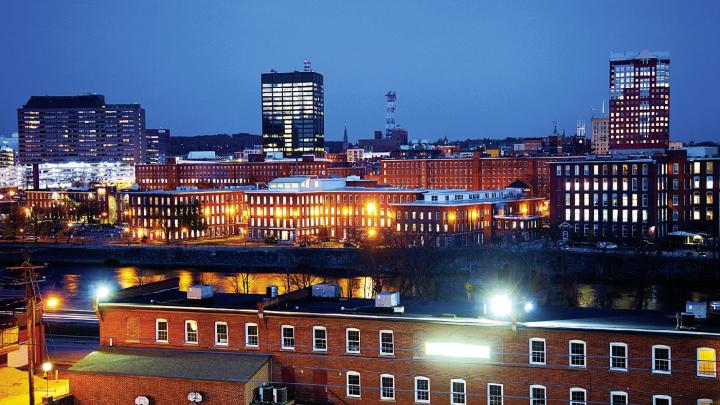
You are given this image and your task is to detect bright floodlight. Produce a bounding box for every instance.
[42,362,53,372]
[490,293,512,317]
[96,285,111,300]
[524,301,535,313]
[425,342,490,359]
[46,297,60,309]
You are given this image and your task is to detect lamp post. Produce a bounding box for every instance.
[42,362,53,400]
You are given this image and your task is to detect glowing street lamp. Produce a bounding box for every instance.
[489,293,512,317]
[42,362,53,397]
[96,285,111,302]
[45,297,60,310]
[368,228,377,238]
[42,362,53,373]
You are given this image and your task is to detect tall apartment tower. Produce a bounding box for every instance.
[608,50,670,151]
[17,94,146,165]
[591,113,610,155]
[261,62,324,158]
[145,128,171,164]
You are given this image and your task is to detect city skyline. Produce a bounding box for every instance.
[1,1,720,143]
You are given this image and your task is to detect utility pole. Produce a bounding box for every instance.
[6,253,47,405]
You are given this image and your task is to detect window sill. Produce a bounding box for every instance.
[155,341,169,344]
[652,370,671,375]
[379,353,395,358]
[281,347,295,351]
[609,368,628,372]
[184,342,198,345]
[697,374,716,379]
[313,349,328,353]
[215,343,229,347]
[345,352,362,355]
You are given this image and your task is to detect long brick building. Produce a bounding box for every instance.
[67,279,720,404]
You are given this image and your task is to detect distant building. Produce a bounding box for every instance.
[261,65,324,158]
[144,128,170,164]
[346,148,364,163]
[0,147,14,167]
[591,115,610,154]
[17,94,146,164]
[609,51,670,151]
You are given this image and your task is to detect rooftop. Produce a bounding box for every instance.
[69,347,270,382]
[23,94,106,109]
[610,50,670,62]
[100,283,720,337]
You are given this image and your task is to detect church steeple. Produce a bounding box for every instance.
[343,125,349,149]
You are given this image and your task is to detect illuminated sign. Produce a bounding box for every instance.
[425,342,490,359]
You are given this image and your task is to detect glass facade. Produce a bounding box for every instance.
[261,71,324,157]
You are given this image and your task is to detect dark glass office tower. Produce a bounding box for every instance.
[261,68,324,158]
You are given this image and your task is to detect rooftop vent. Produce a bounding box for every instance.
[187,285,214,300]
[311,283,341,298]
[375,291,400,308]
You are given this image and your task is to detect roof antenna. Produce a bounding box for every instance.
[602,101,606,114]
[303,59,312,72]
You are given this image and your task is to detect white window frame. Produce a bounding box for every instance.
[281,325,295,350]
[610,391,628,405]
[214,321,228,346]
[450,379,466,405]
[245,322,259,347]
[530,384,546,405]
[313,326,327,352]
[155,318,168,343]
[653,395,672,405]
[529,337,546,365]
[609,342,628,371]
[414,376,430,403]
[570,387,587,405]
[697,347,717,378]
[346,371,361,398]
[379,330,394,356]
[184,320,198,344]
[569,339,587,368]
[346,328,360,354]
[487,383,503,405]
[380,374,395,400]
[698,399,713,405]
[652,344,672,374]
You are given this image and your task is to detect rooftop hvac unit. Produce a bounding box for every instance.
[375,291,400,308]
[187,285,214,300]
[273,387,288,403]
[686,301,708,319]
[312,283,341,298]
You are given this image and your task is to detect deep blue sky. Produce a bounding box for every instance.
[1,1,719,142]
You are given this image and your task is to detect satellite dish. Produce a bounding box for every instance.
[188,392,203,403]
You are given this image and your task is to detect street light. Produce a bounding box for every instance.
[45,297,60,310]
[489,293,512,317]
[42,362,53,399]
[96,285,111,301]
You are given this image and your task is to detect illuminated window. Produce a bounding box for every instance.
[346,371,361,397]
[215,322,228,346]
[155,319,168,343]
[183,320,197,344]
[415,377,430,403]
[281,325,294,350]
[697,347,716,377]
[529,338,546,365]
[450,379,466,405]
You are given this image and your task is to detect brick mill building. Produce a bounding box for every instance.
[67,279,720,404]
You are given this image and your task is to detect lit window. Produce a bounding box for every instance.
[215,322,228,346]
[184,320,198,344]
[529,338,546,365]
[281,325,295,350]
[569,340,586,367]
[488,383,503,405]
[346,371,361,398]
[450,379,466,405]
[697,347,716,377]
[245,323,259,347]
[653,345,671,374]
[415,377,430,403]
[570,388,586,405]
[610,342,628,371]
[611,391,628,405]
[530,385,546,405]
[155,319,168,343]
[380,330,394,355]
[346,328,360,353]
[380,374,395,400]
[313,326,327,351]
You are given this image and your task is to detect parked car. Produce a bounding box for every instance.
[596,241,617,250]
[343,241,358,248]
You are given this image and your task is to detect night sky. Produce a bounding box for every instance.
[1,1,719,142]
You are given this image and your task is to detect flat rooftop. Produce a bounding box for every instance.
[101,285,720,337]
